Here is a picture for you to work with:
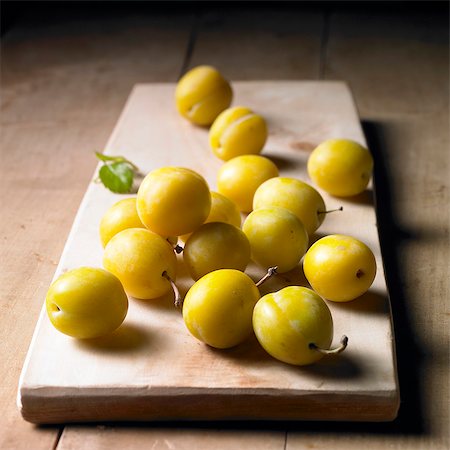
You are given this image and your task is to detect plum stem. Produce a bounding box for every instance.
[166,238,184,254]
[318,206,343,215]
[162,271,182,308]
[256,266,278,287]
[309,335,348,355]
[174,244,184,254]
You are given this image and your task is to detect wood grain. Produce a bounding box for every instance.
[18,82,399,424]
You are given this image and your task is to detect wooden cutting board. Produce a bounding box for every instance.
[18,82,400,424]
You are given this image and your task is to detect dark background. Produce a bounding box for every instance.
[2,1,449,36]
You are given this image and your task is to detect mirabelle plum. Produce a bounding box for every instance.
[308,139,373,197]
[253,286,336,366]
[209,106,268,161]
[103,228,177,299]
[253,177,326,236]
[243,207,308,273]
[175,65,232,126]
[184,222,251,280]
[137,167,211,237]
[180,191,241,243]
[206,192,241,227]
[217,155,279,213]
[99,197,145,248]
[182,269,260,348]
[303,234,377,302]
[45,267,128,339]
[166,235,179,247]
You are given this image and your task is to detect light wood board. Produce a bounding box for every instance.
[18,82,400,424]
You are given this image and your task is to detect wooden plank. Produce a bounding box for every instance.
[287,434,438,450]
[58,426,286,450]
[18,81,399,424]
[0,10,192,450]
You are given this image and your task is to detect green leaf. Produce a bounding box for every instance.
[98,162,134,193]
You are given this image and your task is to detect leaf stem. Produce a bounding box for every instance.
[95,152,140,171]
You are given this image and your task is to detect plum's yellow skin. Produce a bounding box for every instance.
[217,155,279,213]
[308,139,374,197]
[175,65,233,126]
[166,235,179,247]
[243,207,308,273]
[303,234,377,302]
[46,267,128,339]
[99,197,145,248]
[184,222,250,281]
[204,191,242,228]
[103,228,177,300]
[253,286,333,366]
[209,106,268,161]
[253,177,325,236]
[183,269,260,349]
[137,167,211,237]
[180,191,241,243]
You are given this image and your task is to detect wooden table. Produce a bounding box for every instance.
[1,3,448,449]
